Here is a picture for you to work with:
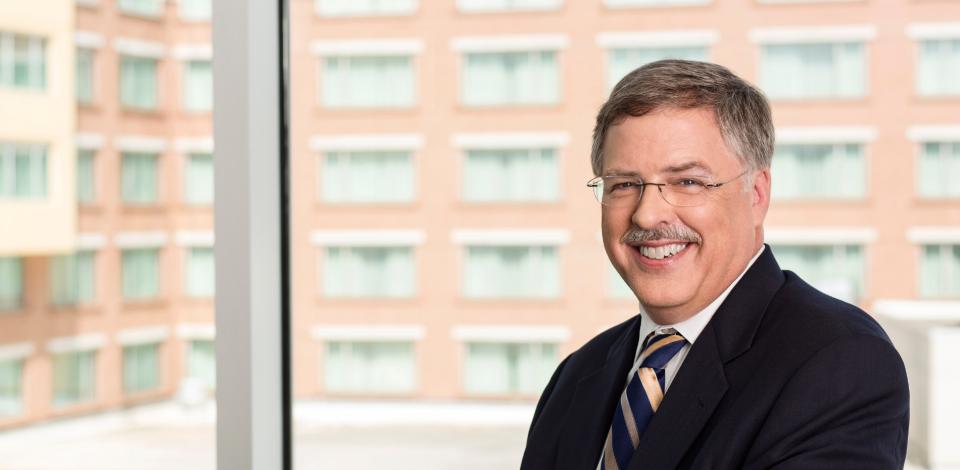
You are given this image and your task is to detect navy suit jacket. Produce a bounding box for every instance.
[520,246,909,470]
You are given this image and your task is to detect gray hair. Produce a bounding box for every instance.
[591,59,774,176]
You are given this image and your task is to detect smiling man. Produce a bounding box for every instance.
[519,60,909,470]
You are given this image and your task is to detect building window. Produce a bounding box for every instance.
[760,43,866,99]
[772,143,865,199]
[121,152,159,204]
[123,343,161,394]
[184,153,213,205]
[76,48,95,104]
[320,55,415,108]
[0,359,23,417]
[0,257,23,312]
[52,350,96,407]
[182,60,212,112]
[179,0,211,21]
[918,142,960,198]
[321,151,413,203]
[608,263,634,299]
[0,142,47,199]
[917,39,960,96]
[462,51,559,106]
[77,149,96,204]
[122,248,160,300]
[770,245,865,302]
[314,0,417,17]
[185,247,215,298]
[920,244,960,298]
[49,251,96,306]
[117,0,164,17]
[0,32,46,90]
[456,0,561,13]
[324,341,416,393]
[607,46,707,90]
[464,246,559,298]
[186,339,216,391]
[463,342,557,395]
[322,246,415,298]
[119,56,158,110]
[463,148,558,202]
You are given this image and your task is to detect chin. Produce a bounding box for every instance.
[629,278,694,314]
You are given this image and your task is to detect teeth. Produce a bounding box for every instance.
[639,243,688,260]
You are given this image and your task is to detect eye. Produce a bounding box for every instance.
[672,178,706,188]
[608,181,638,192]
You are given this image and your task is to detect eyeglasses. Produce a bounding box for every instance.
[586,171,748,208]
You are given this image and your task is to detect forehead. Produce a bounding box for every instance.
[602,107,739,176]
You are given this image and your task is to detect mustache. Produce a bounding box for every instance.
[621,225,703,245]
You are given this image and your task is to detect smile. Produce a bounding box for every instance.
[639,243,688,260]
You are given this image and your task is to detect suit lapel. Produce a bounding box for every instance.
[628,246,786,469]
[556,316,641,470]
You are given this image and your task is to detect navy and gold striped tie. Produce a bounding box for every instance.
[602,330,687,470]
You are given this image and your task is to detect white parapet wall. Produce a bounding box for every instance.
[874,300,960,470]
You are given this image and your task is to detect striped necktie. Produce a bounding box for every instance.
[601,330,687,470]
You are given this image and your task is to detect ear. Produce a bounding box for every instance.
[750,169,771,226]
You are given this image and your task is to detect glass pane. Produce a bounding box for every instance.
[0,3,216,469]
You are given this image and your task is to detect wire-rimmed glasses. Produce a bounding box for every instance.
[586,171,748,207]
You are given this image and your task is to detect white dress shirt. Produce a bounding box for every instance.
[596,246,765,470]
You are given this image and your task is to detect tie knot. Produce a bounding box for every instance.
[637,331,686,371]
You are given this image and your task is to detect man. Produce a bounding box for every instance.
[519,60,909,470]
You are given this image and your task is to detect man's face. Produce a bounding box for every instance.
[600,106,770,324]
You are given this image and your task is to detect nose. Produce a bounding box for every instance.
[631,185,676,230]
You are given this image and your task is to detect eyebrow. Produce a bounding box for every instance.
[603,161,713,178]
[662,161,712,174]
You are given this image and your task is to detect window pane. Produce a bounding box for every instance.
[122,248,160,300]
[0,143,47,199]
[0,33,46,90]
[50,251,96,306]
[917,39,960,96]
[77,148,96,203]
[322,246,415,297]
[0,257,24,312]
[180,0,212,21]
[761,43,866,99]
[920,244,960,298]
[321,56,415,108]
[121,152,159,204]
[183,60,213,112]
[918,141,960,198]
[76,48,95,103]
[186,339,216,392]
[185,153,214,204]
[117,0,164,17]
[320,151,413,203]
[462,51,559,106]
[120,56,158,110]
[464,246,559,298]
[185,246,215,297]
[463,148,558,202]
[324,341,417,393]
[463,342,557,395]
[0,359,24,417]
[52,350,96,407]
[123,343,161,393]
[772,143,865,199]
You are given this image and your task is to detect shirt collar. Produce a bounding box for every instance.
[634,245,766,357]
